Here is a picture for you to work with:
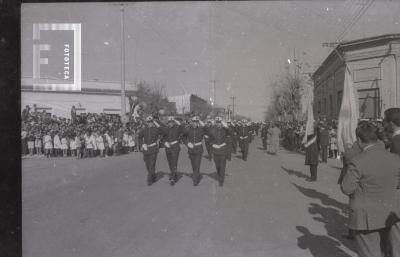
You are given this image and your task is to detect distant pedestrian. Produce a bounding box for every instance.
[304,133,319,181]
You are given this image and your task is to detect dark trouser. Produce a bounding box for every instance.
[321,145,328,162]
[227,143,232,161]
[232,139,237,154]
[355,222,400,257]
[205,142,212,159]
[166,151,179,181]
[213,153,227,186]
[189,152,202,185]
[262,138,267,150]
[309,164,318,181]
[240,141,249,160]
[143,153,158,185]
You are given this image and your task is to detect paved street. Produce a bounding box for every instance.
[22,137,357,257]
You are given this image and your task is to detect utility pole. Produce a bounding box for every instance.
[230,96,236,120]
[210,79,218,107]
[117,3,128,127]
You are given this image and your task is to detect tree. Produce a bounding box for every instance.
[265,71,309,122]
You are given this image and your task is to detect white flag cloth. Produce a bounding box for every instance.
[337,67,359,153]
[302,82,315,144]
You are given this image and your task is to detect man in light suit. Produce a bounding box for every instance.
[341,121,400,257]
[384,108,400,156]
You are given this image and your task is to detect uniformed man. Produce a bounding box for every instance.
[207,117,233,186]
[138,115,162,186]
[161,116,184,185]
[237,119,251,161]
[204,118,214,161]
[225,120,235,161]
[183,116,206,186]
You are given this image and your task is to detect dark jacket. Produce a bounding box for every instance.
[207,126,233,155]
[183,126,205,154]
[138,126,161,155]
[390,133,400,156]
[161,124,183,154]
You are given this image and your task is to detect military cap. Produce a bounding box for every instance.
[146,115,154,122]
[191,116,200,122]
[215,116,223,123]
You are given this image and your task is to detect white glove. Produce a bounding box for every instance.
[221,121,228,128]
[165,142,170,148]
[142,144,148,151]
[199,120,205,127]
[212,144,219,149]
[174,119,181,126]
[187,142,194,149]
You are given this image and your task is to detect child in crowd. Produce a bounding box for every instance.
[123,130,129,154]
[104,130,113,157]
[84,131,93,158]
[27,132,35,155]
[75,133,82,159]
[61,134,68,157]
[35,130,42,155]
[96,131,105,157]
[43,130,53,158]
[128,130,136,152]
[69,134,76,157]
[53,131,61,157]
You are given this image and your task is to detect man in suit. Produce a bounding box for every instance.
[384,108,400,156]
[183,116,206,186]
[341,121,400,257]
[138,115,162,186]
[161,116,184,185]
[318,123,330,163]
[207,117,233,186]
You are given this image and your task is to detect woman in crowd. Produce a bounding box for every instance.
[27,131,35,155]
[53,131,61,157]
[96,131,105,157]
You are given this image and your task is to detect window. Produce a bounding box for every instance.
[358,88,380,119]
[329,95,333,116]
[323,98,327,114]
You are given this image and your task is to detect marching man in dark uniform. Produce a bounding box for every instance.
[225,120,235,161]
[161,116,184,185]
[183,116,206,186]
[138,115,162,186]
[237,119,251,161]
[231,120,238,154]
[207,117,233,186]
[204,118,214,161]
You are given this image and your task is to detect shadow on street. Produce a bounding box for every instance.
[281,166,309,180]
[296,226,353,257]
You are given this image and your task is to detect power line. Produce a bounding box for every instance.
[336,0,375,42]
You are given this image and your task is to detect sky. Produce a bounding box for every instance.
[21,1,400,120]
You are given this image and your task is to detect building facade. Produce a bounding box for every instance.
[313,34,400,120]
[168,94,212,115]
[21,78,136,118]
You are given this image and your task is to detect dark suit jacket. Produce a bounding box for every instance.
[318,128,329,147]
[390,134,400,156]
[341,144,400,230]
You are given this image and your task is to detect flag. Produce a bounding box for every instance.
[302,78,315,144]
[337,66,358,153]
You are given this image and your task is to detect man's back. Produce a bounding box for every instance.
[342,144,400,230]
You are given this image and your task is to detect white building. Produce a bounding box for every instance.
[21,77,136,118]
